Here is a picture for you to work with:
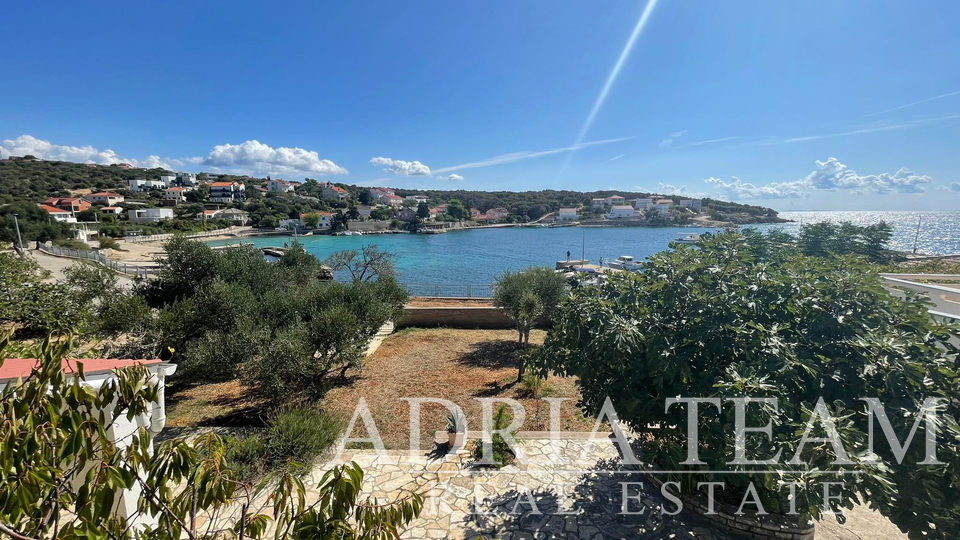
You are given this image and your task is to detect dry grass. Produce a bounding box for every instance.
[166,380,271,428]
[164,328,596,449]
[320,328,596,449]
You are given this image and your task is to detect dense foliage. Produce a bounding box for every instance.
[125,239,407,397]
[493,267,568,379]
[536,228,960,536]
[0,334,422,540]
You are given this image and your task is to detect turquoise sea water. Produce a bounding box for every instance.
[207,211,960,284]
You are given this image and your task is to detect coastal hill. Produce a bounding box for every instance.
[0,158,785,245]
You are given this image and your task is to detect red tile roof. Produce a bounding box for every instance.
[90,192,121,197]
[165,187,185,192]
[0,358,163,381]
[39,204,70,214]
[210,181,237,187]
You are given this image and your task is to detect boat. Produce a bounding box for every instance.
[607,255,643,271]
[675,233,700,244]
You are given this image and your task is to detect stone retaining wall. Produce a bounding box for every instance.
[397,306,516,329]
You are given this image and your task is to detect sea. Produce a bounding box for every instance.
[207,211,960,285]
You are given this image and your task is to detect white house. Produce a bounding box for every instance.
[100,206,124,215]
[266,179,296,193]
[164,187,191,204]
[320,182,349,202]
[591,198,607,208]
[405,195,429,204]
[379,194,405,207]
[633,198,654,210]
[88,192,125,206]
[678,199,702,211]
[557,208,580,221]
[39,204,77,223]
[209,182,245,203]
[0,357,176,528]
[128,208,174,223]
[605,195,625,206]
[128,178,168,192]
[653,198,674,215]
[159,174,177,186]
[281,212,332,230]
[606,205,638,219]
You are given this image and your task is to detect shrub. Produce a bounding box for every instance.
[471,405,518,468]
[224,432,268,484]
[537,230,960,534]
[266,405,344,474]
[97,236,122,250]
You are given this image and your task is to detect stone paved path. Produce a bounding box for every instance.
[322,437,735,540]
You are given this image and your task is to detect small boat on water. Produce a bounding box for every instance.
[675,233,701,244]
[607,255,643,271]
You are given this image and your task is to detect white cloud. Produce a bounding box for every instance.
[369,157,432,176]
[705,158,932,200]
[435,174,464,181]
[205,140,346,176]
[939,182,960,192]
[639,183,711,198]
[0,134,173,169]
[432,137,631,174]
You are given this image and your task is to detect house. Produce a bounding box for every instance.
[591,198,607,208]
[117,163,134,169]
[356,205,373,218]
[653,198,674,215]
[473,207,510,223]
[38,204,77,223]
[213,208,248,225]
[0,357,176,528]
[380,194,405,207]
[633,198,654,210]
[266,179,296,193]
[88,192,124,206]
[604,195,625,206]
[557,208,580,221]
[606,205,638,219]
[281,211,332,230]
[128,208,174,223]
[176,172,198,187]
[209,181,244,203]
[369,187,395,199]
[44,197,92,213]
[678,199,702,212]
[100,206,124,215]
[398,207,418,222]
[405,195,429,204]
[320,182,349,202]
[128,178,168,192]
[164,187,190,205]
[159,174,177,186]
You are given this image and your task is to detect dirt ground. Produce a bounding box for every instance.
[319,328,595,449]
[164,328,596,448]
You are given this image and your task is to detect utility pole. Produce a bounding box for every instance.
[12,214,24,257]
[912,215,922,254]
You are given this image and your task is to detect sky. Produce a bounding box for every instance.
[1,1,959,211]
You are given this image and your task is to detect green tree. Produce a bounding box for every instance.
[443,198,468,220]
[0,334,422,540]
[416,201,430,220]
[325,244,397,282]
[493,268,568,379]
[536,230,960,535]
[302,212,321,229]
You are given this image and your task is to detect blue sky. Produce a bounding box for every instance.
[2,1,959,210]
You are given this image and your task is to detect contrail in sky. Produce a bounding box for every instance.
[863,90,960,117]
[558,0,660,179]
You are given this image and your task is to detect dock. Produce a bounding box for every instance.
[261,247,288,258]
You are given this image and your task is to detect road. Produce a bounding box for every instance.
[26,249,134,288]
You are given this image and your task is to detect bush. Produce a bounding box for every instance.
[471,405,518,468]
[97,236,122,250]
[52,237,90,250]
[224,432,268,483]
[537,230,960,534]
[266,405,344,474]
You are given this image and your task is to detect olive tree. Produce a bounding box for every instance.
[0,334,422,540]
[493,267,568,380]
[536,231,960,536]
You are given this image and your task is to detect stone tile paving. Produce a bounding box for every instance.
[322,437,735,540]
